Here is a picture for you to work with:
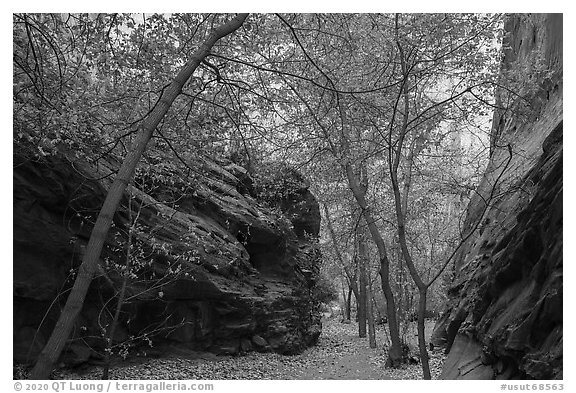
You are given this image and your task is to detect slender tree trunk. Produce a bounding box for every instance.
[29,14,249,380]
[101,268,129,380]
[367,276,377,348]
[324,203,359,323]
[394,245,405,339]
[346,286,353,320]
[340,279,348,320]
[384,15,515,379]
[328,71,403,363]
[378,255,403,366]
[390,156,432,378]
[417,289,431,379]
[391,163,432,378]
[340,276,353,321]
[349,275,360,318]
[381,15,432,377]
[357,233,368,338]
[344,163,403,366]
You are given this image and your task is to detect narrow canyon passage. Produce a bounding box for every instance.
[57,318,444,380]
[13,13,562,381]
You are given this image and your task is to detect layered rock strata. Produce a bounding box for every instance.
[14,152,322,366]
[431,13,562,379]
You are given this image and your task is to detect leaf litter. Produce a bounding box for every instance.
[56,318,445,380]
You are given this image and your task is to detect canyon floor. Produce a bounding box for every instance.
[54,318,445,380]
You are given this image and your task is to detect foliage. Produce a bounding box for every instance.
[13,13,508,378]
[252,161,308,205]
[312,274,339,305]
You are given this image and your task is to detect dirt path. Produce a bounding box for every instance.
[57,318,444,380]
[291,320,393,379]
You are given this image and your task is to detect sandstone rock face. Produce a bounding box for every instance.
[431,14,562,379]
[14,152,322,366]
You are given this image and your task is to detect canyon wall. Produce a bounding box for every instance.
[431,13,563,379]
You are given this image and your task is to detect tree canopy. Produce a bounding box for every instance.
[14,13,510,379]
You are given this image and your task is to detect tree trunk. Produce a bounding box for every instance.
[384,18,432,376]
[357,233,368,338]
[340,276,353,321]
[349,275,360,319]
[29,14,249,380]
[341,280,353,321]
[390,164,432,378]
[101,269,128,380]
[340,279,348,320]
[417,289,431,379]
[344,163,403,366]
[324,203,359,323]
[378,255,403,366]
[390,153,432,378]
[367,278,377,348]
[346,286,353,320]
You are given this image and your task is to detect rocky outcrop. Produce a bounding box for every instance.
[14,151,322,366]
[431,14,562,380]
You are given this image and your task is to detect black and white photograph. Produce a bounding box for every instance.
[12,9,563,388]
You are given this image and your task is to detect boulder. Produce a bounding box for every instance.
[13,150,322,366]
